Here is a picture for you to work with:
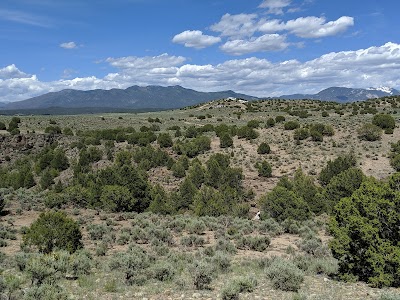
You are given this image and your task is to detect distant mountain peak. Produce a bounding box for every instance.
[279,86,400,102]
[367,86,395,95]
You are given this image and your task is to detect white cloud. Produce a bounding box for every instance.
[220,34,289,55]
[60,41,78,49]
[210,13,262,39]
[172,30,221,49]
[284,16,354,38]
[2,43,400,102]
[259,0,291,15]
[0,64,30,79]
[106,53,186,70]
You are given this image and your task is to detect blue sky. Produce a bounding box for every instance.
[0,0,399,102]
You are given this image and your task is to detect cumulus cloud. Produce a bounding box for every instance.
[210,13,262,39]
[220,34,289,55]
[172,30,221,48]
[284,16,354,38]
[60,41,78,49]
[2,43,400,102]
[259,16,354,38]
[259,0,291,15]
[0,64,30,80]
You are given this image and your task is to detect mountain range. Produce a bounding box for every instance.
[279,86,400,102]
[1,85,399,114]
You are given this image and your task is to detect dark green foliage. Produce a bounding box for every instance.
[40,169,55,190]
[23,211,83,253]
[389,141,400,171]
[219,132,233,148]
[100,185,135,212]
[259,186,310,222]
[291,168,321,214]
[174,135,211,158]
[247,119,261,128]
[372,114,395,131]
[62,127,73,136]
[255,160,272,177]
[257,142,271,154]
[171,161,186,178]
[185,126,199,138]
[318,153,356,186]
[157,133,173,148]
[0,195,4,214]
[237,126,259,140]
[7,117,20,133]
[0,121,6,130]
[36,146,69,173]
[44,126,62,134]
[289,110,310,118]
[323,167,364,210]
[284,121,300,130]
[205,154,243,190]
[275,115,285,123]
[0,160,36,189]
[266,117,275,128]
[132,145,173,170]
[358,123,382,141]
[329,178,400,287]
[390,154,400,171]
[293,128,309,141]
[322,111,329,117]
[187,161,206,188]
[310,129,323,142]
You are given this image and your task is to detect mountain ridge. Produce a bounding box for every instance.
[279,86,400,102]
[2,85,400,113]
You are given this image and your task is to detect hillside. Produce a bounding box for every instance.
[0,96,400,299]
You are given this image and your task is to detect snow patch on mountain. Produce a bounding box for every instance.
[367,86,394,95]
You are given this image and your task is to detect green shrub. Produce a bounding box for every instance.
[23,211,82,253]
[357,123,382,141]
[24,284,68,300]
[293,128,309,141]
[192,261,214,290]
[323,167,364,209]
[266,118,275,128]
[44,126,62,134]
[275,115,286,123]
[220,132,233,148]
[329,178,400,287]
[318,153,356,186]
[259,186,310,222]
[100,185,135,212]
[284,121,300,130]
[157,133,173,148]
[237,126,259,140]
[0,121,6,130]
[0,195,5,214]
[236,235,270,252]
[257,142,271,154]
[372,114,395,131]
[265,258,304,292]
[255,160,272,177]
[109,245,152,285]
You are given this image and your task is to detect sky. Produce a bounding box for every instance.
[0,0,400,102]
